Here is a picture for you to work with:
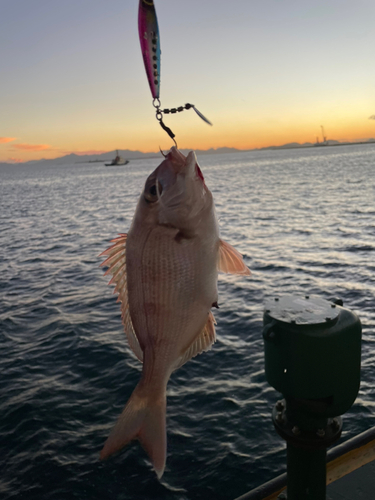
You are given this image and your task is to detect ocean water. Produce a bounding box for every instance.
[1,144,375,500]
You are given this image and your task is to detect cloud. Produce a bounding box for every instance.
[12,143,52,151]
[369,115,375,120]
[8,157,24,163]
[0,137,17,144]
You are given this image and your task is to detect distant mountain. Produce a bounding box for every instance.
[42,150,161,165]
[260,142,311,150]
[0,150,160,168]
[187,147,246,155]
[0,147,247,167]
[72,147,246,163]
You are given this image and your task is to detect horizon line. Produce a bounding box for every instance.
[2,138,375,165]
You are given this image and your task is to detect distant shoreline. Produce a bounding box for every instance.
[259,140,375,151]
[1,140,374,167]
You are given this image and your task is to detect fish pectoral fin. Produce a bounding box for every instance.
[173,311,217,370]
[100,233,143,362]
[218,239,251,276]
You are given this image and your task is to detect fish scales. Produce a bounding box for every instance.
[128,226,217,352]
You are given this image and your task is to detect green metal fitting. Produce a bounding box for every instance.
[263,295,361,419]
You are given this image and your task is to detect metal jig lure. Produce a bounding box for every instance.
[138,0,212,146]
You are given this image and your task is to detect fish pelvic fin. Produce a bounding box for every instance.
[100,382,167,479]
[218,239,251,276]
[173,311,216,370]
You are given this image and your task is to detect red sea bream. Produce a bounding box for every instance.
[100,147,250,477]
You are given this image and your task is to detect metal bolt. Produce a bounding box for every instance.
[276,412,284,424]
[331,418,340,430]
[316,428,325,438]
[292,426,301,435]
[276,400,284,411]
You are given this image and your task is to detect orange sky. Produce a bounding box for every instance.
[1,112,375,163]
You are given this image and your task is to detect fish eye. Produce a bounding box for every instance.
[144,178,163,203]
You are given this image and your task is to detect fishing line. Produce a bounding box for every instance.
[138,0,212,147]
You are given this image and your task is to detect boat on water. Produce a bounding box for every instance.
[105,150,129,166]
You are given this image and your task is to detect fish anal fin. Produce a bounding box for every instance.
[100,234,143,362]
[173,311,216,371]
[218,239,251,275]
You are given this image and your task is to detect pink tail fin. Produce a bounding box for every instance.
[100,383,167,479]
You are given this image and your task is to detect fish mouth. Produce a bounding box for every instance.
[166,148,205,183]
[187,151,205,184]
[195,162,205,183]
[166,147,186,173]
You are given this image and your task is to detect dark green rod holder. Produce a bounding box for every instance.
[287,446,326,499]
[263,295,361,499]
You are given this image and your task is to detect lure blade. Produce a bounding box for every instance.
[138,0,161,100]
[192,106,213,126]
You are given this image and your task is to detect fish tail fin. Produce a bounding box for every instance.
[100,382,167,479]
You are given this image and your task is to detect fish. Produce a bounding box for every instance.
[99,147,250,478]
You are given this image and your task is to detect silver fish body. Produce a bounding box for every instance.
[100,148,250,477]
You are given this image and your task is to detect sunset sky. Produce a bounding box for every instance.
[1,0,375,163]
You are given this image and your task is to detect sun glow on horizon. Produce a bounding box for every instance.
[2,124,375,164]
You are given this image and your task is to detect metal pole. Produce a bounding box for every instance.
[287,445,326,499]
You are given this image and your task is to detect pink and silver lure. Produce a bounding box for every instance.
[138,0,161,100]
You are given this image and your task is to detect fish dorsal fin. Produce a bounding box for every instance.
[100,234,143,362]
[218,239,251,275]
[173,311,216,371]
